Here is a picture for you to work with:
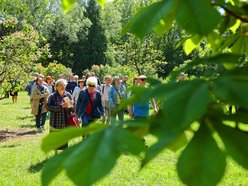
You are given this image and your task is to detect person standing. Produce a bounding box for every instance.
[47,79,73,154]
[122,75,129,89]
[72,79,85,106]
[31,77,49,131]
[129,75,158,119]
[44,76,55,95]
[101,75,112,124]
[108,76,127,124]
[66,74,77,95]
[10,80,21,103]
[76,77,105,127]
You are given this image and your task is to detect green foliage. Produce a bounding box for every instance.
[44,62,70,79]
[42,126,145,186]
[84,64,140,82]
[0,17,51,95]
[45,4,92,75]
[40,1,248,186]
[176,0,221,36]
[62,0,77,12]
[215,122,248,169]
[122,0,176,39]
[177,124,226,186]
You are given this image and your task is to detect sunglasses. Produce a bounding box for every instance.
[140,79,147,81]
[88,84,95,87]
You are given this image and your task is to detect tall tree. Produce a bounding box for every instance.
[82,0,107,69]
[45,4,91,75]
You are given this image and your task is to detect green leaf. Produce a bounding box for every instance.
[170,54,240,79]
[155,79,210,132]
[124,119,150,138]
[122,0,176,39]
[153,13,174,35]
[41,142,81,186]
[176,0,221,35]
[212,71,248,110]
[64,126,145,185]
[184,35,203,55]
[215,122,248,169]
[95,0,107,8]
[167,132,188,152]
[142,80,209,166]
[147,77,163,87]
[231,35,248,55]
[62,0,77,12]
[223,112,248,124]
[229,19,241,33]
[206,31,224,50]
[142,131,179,166]
[218,15,234,34]
[41,123,106,153]
[177,124,226,186]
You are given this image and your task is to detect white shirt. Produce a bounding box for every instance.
[72,87,83,105]
[102,84,111,101]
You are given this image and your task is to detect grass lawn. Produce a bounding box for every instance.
[0,92,248,186]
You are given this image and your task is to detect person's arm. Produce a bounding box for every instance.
[47,94,64,112]
[128,90,134,119]
[108,87,115,108]
[76,90,86,118]
[151,98,158,114]
[31,87,49,100]
[97,92,106,122]
[129,105,134,119]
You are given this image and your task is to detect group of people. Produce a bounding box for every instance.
[28,72,158,136]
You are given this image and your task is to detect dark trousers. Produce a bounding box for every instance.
[81,113,94,127]
[36,112,47,128]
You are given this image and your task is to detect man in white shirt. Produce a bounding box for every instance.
[101,75,112,124]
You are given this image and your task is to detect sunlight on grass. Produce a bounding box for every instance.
[0,92,248,185]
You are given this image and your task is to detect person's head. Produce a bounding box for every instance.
[45,76,53,85]
[132,77,138,85]
[112,76,121,87]
[178,72,186,81]
[58,74,64,80]
[86,77,97,91]
[38,74,44,80]
[33,72,39,78]
[104,75,112,85]
[55,79,67,93]
[86,72,94,79]
[35,77,43,86]
[138,75,147,87]
[78,79,85,88]
[68,74,74,82]
[74,75,79,81]
[123,75,129,82]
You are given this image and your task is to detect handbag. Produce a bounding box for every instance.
[67,111,80,127]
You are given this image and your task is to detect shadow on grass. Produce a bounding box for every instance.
[23,107,31,110]
[1,144,20,148]
[17,130,39,136]
[16,115,33,120]
[19,124,36,129]
[28,159,48,173]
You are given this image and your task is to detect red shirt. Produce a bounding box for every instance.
[85,91,95,115]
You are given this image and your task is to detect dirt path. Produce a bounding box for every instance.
[0,128,43,142]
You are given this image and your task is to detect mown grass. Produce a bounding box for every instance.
[0,92,248,186]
